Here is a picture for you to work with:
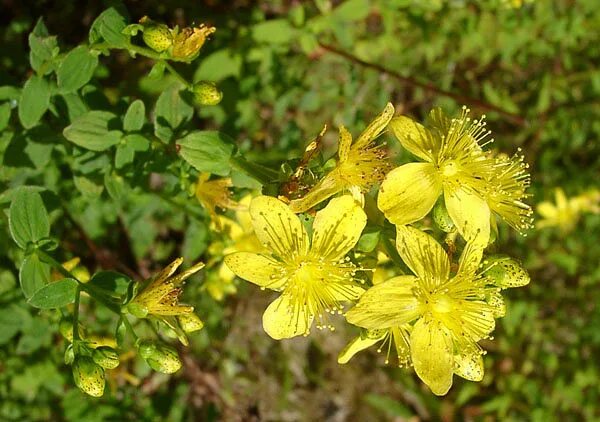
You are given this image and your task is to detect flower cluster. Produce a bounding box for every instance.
[224,105,532,395]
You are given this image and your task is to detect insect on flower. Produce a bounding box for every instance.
[289,103,395,213]
[225,195,367,339]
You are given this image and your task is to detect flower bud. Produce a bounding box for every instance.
[433,201,455,232]
[72,356,105,397]
[126,302,148,318]
[138,341,182,374]
[191,81,223,106]
[484,256,530,288]
[64,345,74,365]
[142,23,173,53]
[177,313,204,333]
[92,346,120,369]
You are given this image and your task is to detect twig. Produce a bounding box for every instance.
[318,43,527,126]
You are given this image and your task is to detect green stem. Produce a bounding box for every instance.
[36,249,121,314]
[161,60,191,88]
[121,315,138,342]
[72,286,81,342]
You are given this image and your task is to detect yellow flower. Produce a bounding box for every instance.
[202,195,263,301]
[345,226,529,395]
[289,103,394,213]
[537,188,600,233]
[378,106,532,244]
[171,24,215,61]
[225,195,367,339]
[128,258,204,317]
[195,172,240,229]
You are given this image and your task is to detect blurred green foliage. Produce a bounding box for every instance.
[1,0,600,420]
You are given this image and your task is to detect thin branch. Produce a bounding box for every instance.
[318,43,527,126]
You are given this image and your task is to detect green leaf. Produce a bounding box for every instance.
[4,126,57,169]
[115,134,149,168]
[0,102,11,132]
[28,18,58,74]
[252,19,296,45]
[154,85,193,142]
[63,110,122,151]
[123,99,146,132]
[28,278,78,309]
[19,253,51,299]
[193,50,242,82]
[177,131,235,176]
[88,271,131,298]
[9,189,50,249]
[16,319,52,355]
[18,75,51,129]
[57,46,99,93]
[331,0,370,21]
[0,304,26,345]
[89,7,128,47]
[73,175,104,198]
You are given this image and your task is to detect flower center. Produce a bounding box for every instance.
[431,293,453,314]
[441,161,459,177]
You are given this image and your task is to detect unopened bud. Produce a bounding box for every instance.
[72,356,105,397]
[433,201,455,232]
[142,22,173,53]
[484,256,530,288]
[126,302,148,318]
[92,346,120,369]
[138,341,182,374]
[64,345,74,365]
[191,81,222,106]
[177,313,204,333]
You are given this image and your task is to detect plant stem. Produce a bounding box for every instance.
[73,286,81,342]
[162,60,191,88]
[121,315,138,342]
[36,249,121,314]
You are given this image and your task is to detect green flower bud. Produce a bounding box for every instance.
[484,256,530,289]
[126,302,148,318]
[59,318,83,342]
[433,201,455,232]
[138,341,182,374]
[177,313,204,333]
[92,346,120,369]
[142,23,173,53]
[72,356,105,397]
[64,345,74,365]
[191,81,223,106]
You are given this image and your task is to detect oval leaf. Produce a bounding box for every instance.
[63,110,122,151]
[9,189,50,249]
[57,46,99,93]
[19,253,51,299]
[28,278,78,309]
[18,76,51,129]
[177,131,234,176]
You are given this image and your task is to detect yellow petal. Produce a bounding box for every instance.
[289,175,341,213]
[250,196,309,257]
[224,252,285,290]
[378,163,441,226]
[444,185,490,245]
[536,202,557,219]
[337,330,386,364]
[410,318,454,396]
[354,102,395,149]
[338,125,352,162]
[457,241,484,277]
[454,351,484,382]
[262,293,313,339]
[389,116,438,162]
[346,276,421,330]
[395,226,450,283]
[311,195,367,260]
